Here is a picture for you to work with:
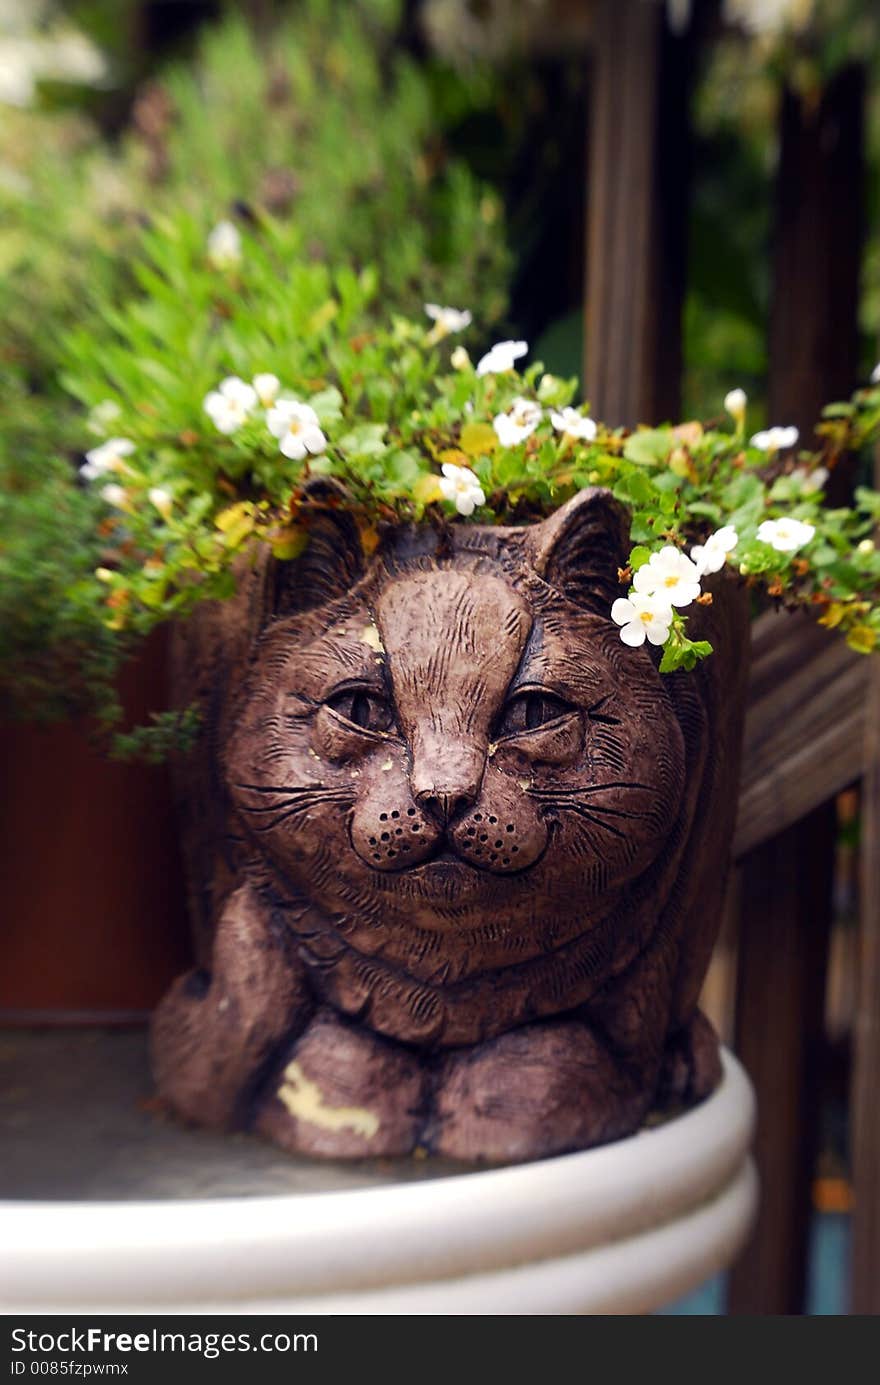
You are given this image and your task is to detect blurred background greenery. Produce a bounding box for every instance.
[8,0,879,417]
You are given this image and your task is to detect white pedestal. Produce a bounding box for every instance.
[1,1049,756,1316]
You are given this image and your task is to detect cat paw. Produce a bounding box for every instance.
[151,881,312,1129]
[254,1010,428,1158]
[427,1019,651,1163]
[657,1009,722,1107]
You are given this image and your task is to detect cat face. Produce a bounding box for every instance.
[226,491,692,1044]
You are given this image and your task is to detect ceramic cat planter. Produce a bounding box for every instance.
[152,487,751,1162]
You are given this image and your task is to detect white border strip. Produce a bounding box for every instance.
[1,1050,755,1309]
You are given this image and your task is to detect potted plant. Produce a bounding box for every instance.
[31,207,878,1162]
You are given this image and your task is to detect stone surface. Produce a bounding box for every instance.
[0,1027,468,1201]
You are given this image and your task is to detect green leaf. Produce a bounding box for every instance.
[623,429,672,467]
[338,423,388,457]
[659,643,683,674]
[460,421,498,457]
[659,637,713,674]
[612,472,655,507]
[628,545,651,572]
[309,387,344,426]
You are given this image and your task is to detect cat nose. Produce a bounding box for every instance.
[410,732,484,826]
[413,786,477,827]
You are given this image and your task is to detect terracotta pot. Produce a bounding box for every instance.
[152,490,753,1163]
[0,633,191,1020]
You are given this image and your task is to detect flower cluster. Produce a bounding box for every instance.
[203,374,328,461]
[610,429,820,662]
[489,392,598,449]
[439,463,486,516]
[750,425,799,453]
[612,535,731,651]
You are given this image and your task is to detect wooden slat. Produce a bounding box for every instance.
[850,460,880,1313]
[727,65,865,1317]
[727,806,835,1314]
[584,0,691,426]
[767,70,865,461]
[735,611,869,859]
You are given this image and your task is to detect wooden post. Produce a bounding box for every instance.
[767,69,865,477]
[728,810,835,1313]
[850,445,880,1314]
[728,67,865,1316]
[584,0,695,426]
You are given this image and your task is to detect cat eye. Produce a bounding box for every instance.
[324,687,393,734]
[496,690,574,737]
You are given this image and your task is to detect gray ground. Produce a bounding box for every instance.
[0,1027,471,1201]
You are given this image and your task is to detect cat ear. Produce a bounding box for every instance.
[268,480,365,616]
[527,488,630,613]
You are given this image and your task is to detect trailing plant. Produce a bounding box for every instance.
[33,207,879,756]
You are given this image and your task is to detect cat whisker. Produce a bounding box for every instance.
[237,796,343,815]
[250,797,354,834]
[549,798,652,822]
[234,781,335,796]
[528,780,655,799]
[552,801,629,841]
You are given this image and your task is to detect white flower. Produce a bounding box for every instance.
[252,373,281,408]
[633,546,702,608]
[203,376,258,434]
[206,220,242,269]
[476,339,528,377]
[611,594,674,648]
[438,463,486,517]
[750,425,799,452]
[549,407,597,442]
[724,388,747,422]
[757,517,816,553]
[450,345,471,371]
[100,483,129,510]
[0,27,106,109]
[871,362,880,385]
[790,465,829,494]
[493,396,542,446]
[690,524,738,577]
[149,487,173,520]
[267,399,327,461]
[424,303,472,337]
[86,399,122,438]
[81,437,135,481]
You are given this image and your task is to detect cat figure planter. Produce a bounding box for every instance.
[153,488,750,1162]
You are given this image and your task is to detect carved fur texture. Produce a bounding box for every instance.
[152,490,750,1162]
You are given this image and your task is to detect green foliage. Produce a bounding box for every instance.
[0,3,508,396]
[41,206,880,758]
